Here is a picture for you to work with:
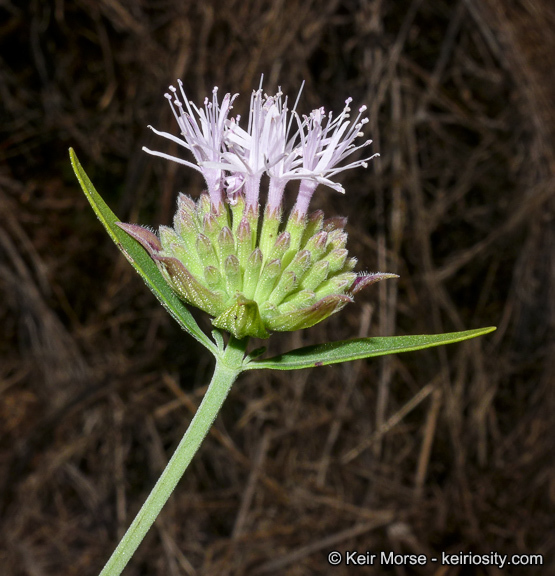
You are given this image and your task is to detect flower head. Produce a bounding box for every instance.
[119,80,395,339]
[291,99,378,217]
[143,80,237,209]
[218,87,298,211]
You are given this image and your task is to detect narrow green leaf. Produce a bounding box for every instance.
[69,148,217,354]
[245,327,496,371]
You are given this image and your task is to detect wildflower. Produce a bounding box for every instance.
[291,100,378,218]
[143,80,237,210]
[220,87,300,213]
[118,81,396,339]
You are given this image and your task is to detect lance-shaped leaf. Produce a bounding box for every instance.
[245,327,497,371]
[69,148,217,354]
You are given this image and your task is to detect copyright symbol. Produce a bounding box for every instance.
[328,551,342,565]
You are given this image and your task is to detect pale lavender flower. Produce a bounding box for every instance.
[214,81,308,212]
[142,82,377,220]
[224,173,245,206]
[291,99,378,217]
[143,80,237,209]
[219,88,296,210]
[259,87,303,213]
[219,88,268,208]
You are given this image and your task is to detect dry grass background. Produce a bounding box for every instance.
[1,0,554,574]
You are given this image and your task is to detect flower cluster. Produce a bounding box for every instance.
[118,81,395,339]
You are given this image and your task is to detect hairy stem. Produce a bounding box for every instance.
[99,337,248,576]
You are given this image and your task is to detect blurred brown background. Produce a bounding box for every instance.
[1,0,553,574]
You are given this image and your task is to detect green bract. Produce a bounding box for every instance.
[118,196,396,339]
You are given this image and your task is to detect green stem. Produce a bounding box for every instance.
[99,337,249,576]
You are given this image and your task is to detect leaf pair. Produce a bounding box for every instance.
[70,148,495,370]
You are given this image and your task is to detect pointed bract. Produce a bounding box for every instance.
[350,273,400,295]
[266,294,352,331]
[116,223,162,254]
[212,296,270,339]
